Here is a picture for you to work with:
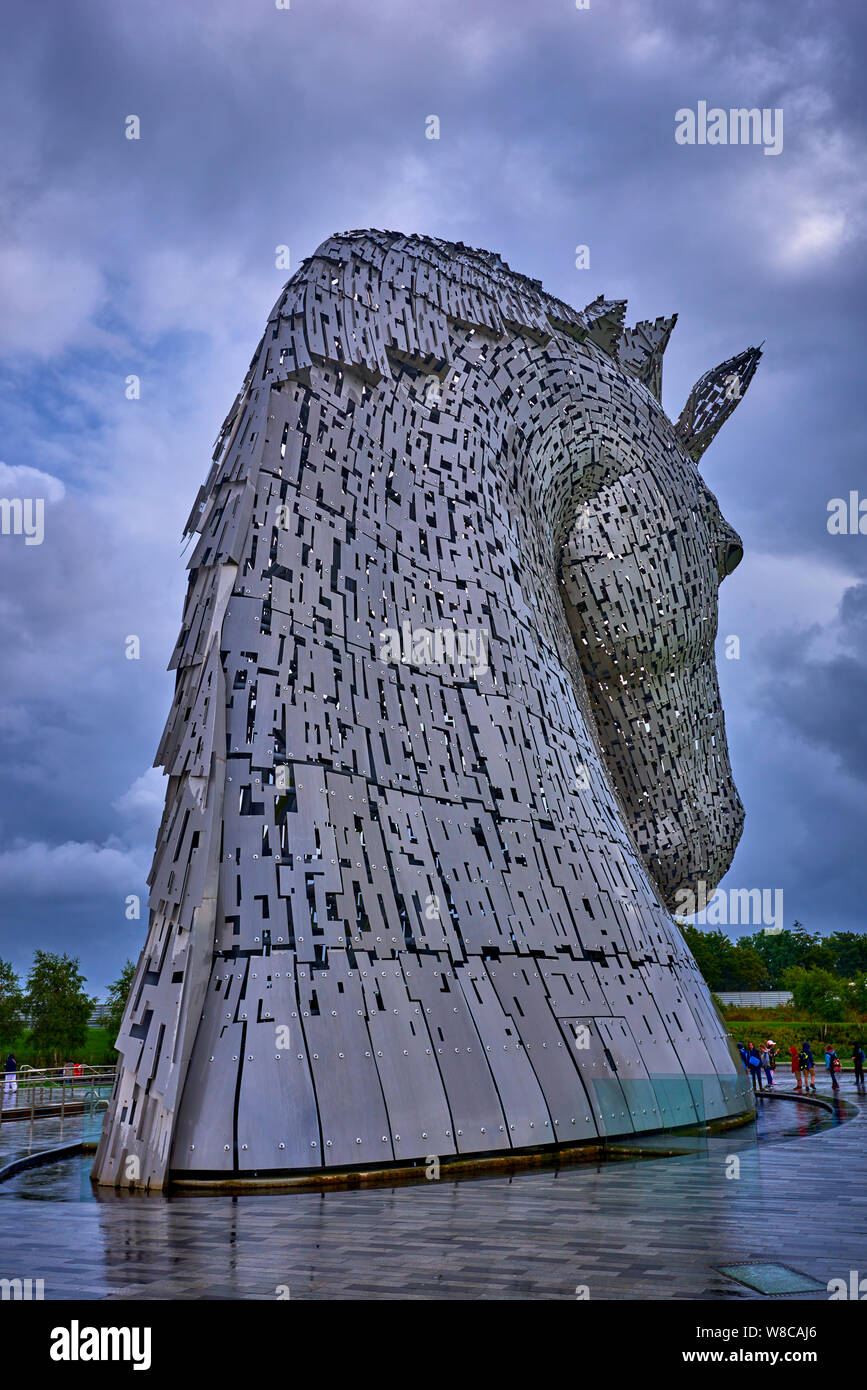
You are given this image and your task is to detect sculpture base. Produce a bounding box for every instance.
[99,1107,755,1195]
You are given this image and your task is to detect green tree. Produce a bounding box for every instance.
[726,944,768,991]
[782,966,850,1023]
[828,933,867,978]
[0,958,25,1048]
[105,960,137,1043]
[24,951,95,1065]
[738,924,826,988]
[850,972,867,1014]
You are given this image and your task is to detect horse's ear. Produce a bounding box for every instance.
[675,345,763,462]
[582,296,627,355]
[619,314,678,401]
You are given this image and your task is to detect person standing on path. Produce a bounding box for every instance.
[852,1042,865,1088]
[747,1042,764,1093]
[761,1043,773,1089]
[825,1044,840,1091]
[3,1052,17,1097]
[790,1043,803,1092]
[802,1041,816,1092]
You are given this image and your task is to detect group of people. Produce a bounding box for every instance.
[736,1039,866,1093]
[737,1040,777,1091]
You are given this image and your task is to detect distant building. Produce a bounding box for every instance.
[717,991,793,1010]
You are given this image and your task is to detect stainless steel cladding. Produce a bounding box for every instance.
[92,231,760,1188]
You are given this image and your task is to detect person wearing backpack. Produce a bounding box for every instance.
[760,1043,773,1088]
[802,1041,816,1092]
[797,1044,811,1091]
[747,1042,764,1093]
[825,1044,840,1091]
[852,1042,865,1088]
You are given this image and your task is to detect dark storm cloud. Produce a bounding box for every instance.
[0,0,865,992]
[758,582,867,782]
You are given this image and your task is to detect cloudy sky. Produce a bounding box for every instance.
[0,0,865,997]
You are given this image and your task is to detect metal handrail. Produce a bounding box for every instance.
[14,1063,116,1083]
[0,1063,116,1128]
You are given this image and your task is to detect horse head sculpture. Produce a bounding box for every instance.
[94,231,759,1189]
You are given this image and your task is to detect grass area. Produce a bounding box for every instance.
[3,1027,118,1068]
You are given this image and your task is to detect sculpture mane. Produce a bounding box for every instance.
[94,230,760,1189]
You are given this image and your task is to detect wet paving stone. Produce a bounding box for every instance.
[0,1086,862,1300]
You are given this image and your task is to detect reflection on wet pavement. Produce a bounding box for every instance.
[0,1088,861,1300]
[0,1111,101,1169]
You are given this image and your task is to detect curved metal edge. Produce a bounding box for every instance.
[0,1140,84,1184]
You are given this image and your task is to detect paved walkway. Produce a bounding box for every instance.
[0,1080,863,1299]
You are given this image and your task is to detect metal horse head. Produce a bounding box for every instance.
[93,231,760,1189]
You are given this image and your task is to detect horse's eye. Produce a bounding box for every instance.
[720,541,743,577]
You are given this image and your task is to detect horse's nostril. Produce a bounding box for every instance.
[722,542,743,577]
